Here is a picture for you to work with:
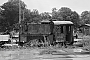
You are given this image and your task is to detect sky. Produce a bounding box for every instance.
[0,0,90,14]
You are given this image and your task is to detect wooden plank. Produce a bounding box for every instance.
[0,35,10,41]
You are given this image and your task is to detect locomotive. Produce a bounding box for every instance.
[19,20,74,46]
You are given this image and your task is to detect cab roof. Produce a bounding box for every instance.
[53,21,73,25]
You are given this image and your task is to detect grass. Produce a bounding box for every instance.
[76,34,90,51]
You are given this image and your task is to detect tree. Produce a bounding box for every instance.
[23,9,32,22]
[80,11,90,24]
[22,9,41,23]
[57,7,72,21]
[52,8,58,19]
[0,8,4,19]
[51,7,80,27]
[40,12,51,20]
[0,0,26,31]
[30,9,41,23]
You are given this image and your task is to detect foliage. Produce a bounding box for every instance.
[52,8,58,19]
[0,8,6,31]
[30,9,41,23]
[57,7,72,21]
[51,7,80,27]
[23,9,42,23]
[0,0,26,31]
[80,11,90,24]
[40,12,51,20]
[1,0,89,31]
[22,9,32,22]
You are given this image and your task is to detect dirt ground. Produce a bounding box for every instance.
[0,47,90,60]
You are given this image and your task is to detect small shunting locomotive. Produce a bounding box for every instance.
[19,20,74,46]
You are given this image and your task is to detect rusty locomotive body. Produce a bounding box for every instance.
[19,20,74,46]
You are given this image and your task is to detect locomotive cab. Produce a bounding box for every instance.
[53,21,74,45]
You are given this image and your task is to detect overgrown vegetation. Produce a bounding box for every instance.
[0,0,90,32]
